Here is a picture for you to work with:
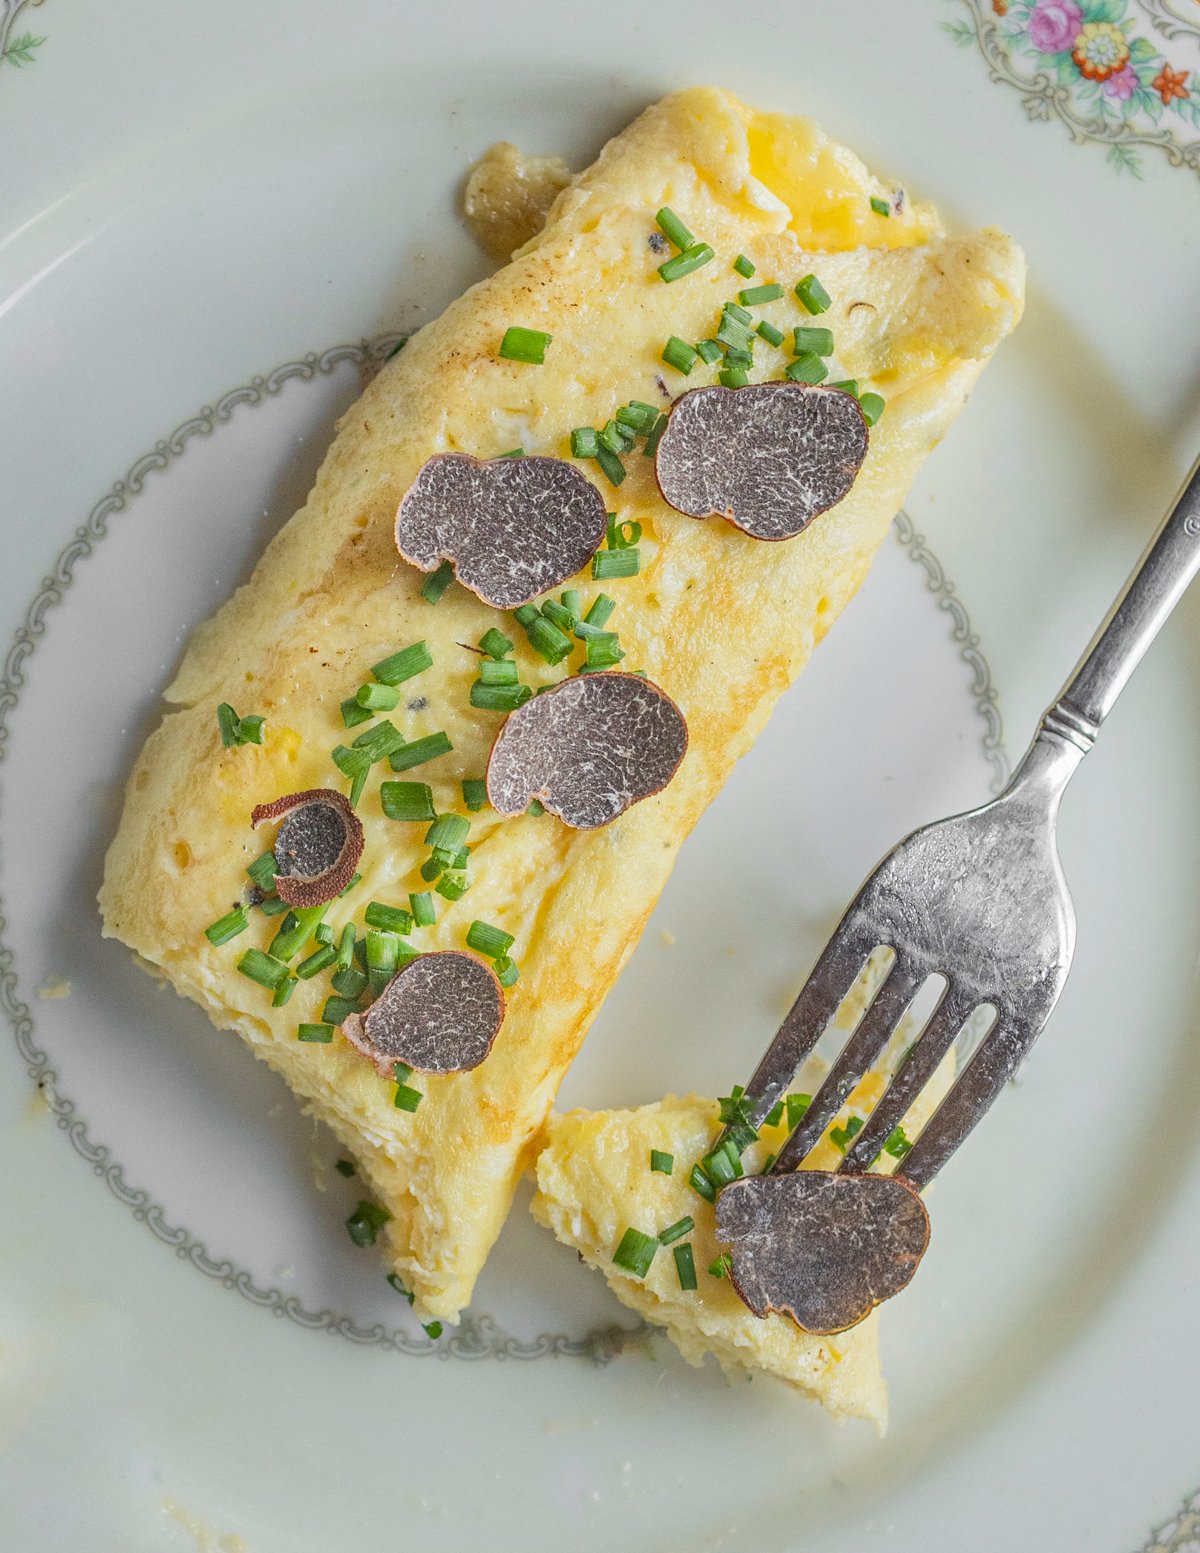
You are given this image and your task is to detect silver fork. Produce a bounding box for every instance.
[719,455,1200,1193]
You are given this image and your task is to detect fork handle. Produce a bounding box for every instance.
[1044,456,1200,751]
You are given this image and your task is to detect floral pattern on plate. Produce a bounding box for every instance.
[0,0,46,75]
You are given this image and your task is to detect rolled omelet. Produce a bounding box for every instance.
[99,86,1025,1323]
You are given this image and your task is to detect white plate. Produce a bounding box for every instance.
[3,4,1200,1550]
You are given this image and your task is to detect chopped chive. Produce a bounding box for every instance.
[394,1082,423,1112]
[380,781,437,822]
[493,955,519,988]
[792,325,835,356]
[217,703,265,748]
[296,943,338,979]
[336,923,357,972]
[616,401,658,433]
[719,368,748,389]
[658,242,714,283]
[436,871,469,901]
[420,856,444,883]
[643,413,669,458]
[331,743,371,781]
[884,1125,913,1160]
[761,1152,777,1172]
[321,995,362,1027]
[765,1100,784,1129]
[365,930,401,973]
[423,1320,443,1339]
[674,1242,698,1291]
[613,1227,659,1277]
[513,605,539,627]
[331,965,368,998]
[466,920,514,957]
[650,1149,674,1175]
[388,1273,413,1305]
[539,600,576,634]
[561,589,582,621]
[297,1022,334,1043]
[584,593,616,629]
[425,814,469,853]
[830,1116,866,1152]
[205,906,249,946]
[340,696,373,728]
[393,1062,413,1083]
[717,1086,753,1127]
[701,1138,743,1187]
[795,273,832,314]
[409,890,436,927]
[858,392,885,427]
[498,326,552,364]
[870,195,891,217]
[830,378,859,396]
[599,419,634,455]
[689,1163,716,1203]
[733,253,756,279]
[655,207,694,251]
[335,1158,356,1177]
[594,444,626,487]
[695,338,722,365]
[592,548,639,580]
[356,682,401,712]
[722,346,753,369]
[236,715,265,745]
[470,681,533,712]
[756,319,785,348]
[786,1093,812,1129]
[246,853,279,891]
[716,316,753,353]
[662,335,699,375]
[524,615,573,665]
[784,353,828,385]
[236,948,289,990]
[499,447,525,459]
[389,731,454,772]
[607,514,641,550]
[345,1200,390,1247]
[526,799,545,816]
[420,561,454,605]
[257,895,292,917]
[478,627,514,661]
[461,779,487,813]
[708,1252,733,1280]
[723,300,754,326]
[372,641,433,686]
[271,975,297,1008]
[314,923,334,945]
[570,427,599,459]
[658,1215,694,1246]
[585,632,625,671]
[738,282,783,306]
[270,904,330,962]
[339,872,361,899]
[365,901,414,934]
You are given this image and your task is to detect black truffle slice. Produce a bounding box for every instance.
[251,788,364,908]
[395,452,608,608]
[714,1169,930,1335]
[486,672,688,830]
[341,951,504,1076]
[655,382,868,541]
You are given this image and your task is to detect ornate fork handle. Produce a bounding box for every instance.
[1044,456,1200,753]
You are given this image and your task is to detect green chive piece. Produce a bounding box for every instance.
[584,593,616,629]
[425,814,469,852]
[385,338,406,360]
[733,254,756,279]
[365,929,401,972]
[524,615,573,665]
[612,1227,659,1278]
[662,335,699,376]
[616,401,658,433]
[335,1159,356,1177]
[348,764,369,809]
[738,282,784,306]
[708,1252,733,1280]
[393,1062,413,1083]
[830,1116,866,1152]
[321,995,361,1027]
[436,872,469,902]
[786,1093,812,1129]
[470,681,533,712]
[339,872,361,899]
[719,368,748,389]
[526,799,545,815]
[858,392,885,427]
[674,1242,698,1291]
[466,920,515,957]
[420,561,454,605]
[650,1149,674,1175]
[331,743,371,780]
[246,853,279,891]
[336,923,357,972]
[498,326,552,365]
[389,731,453,772]
[594,444,626,487]
[269,904,330,962]
[423,1320,443,1339]
[296,943,338,979]
[499,447,525,459]
[216,703,241,746]
[365,901,414,934]
[795,273,832,314]
[884,1125,913,1160]
[356,682,401,712]
[394,1083,423,1112]
[658,1215,694,1246]
[870,195,891,217]
[372,641,433,686]
[539,600,576,634]
[689,1163,716,1203]
[592,548,639,580]
[784,353,828,385]
[561,589,582,621]
[513,605,539,627]
[722,346,753,369]
[236,948,289,990]
[756,320,785,348]
[380,781,437,822]
[271,975,297,1008]
[409,891,436,927]
[205,906,249,946]
[461,779,487,813]
[340,696,373,729]
[723,300,754,325]
[314,923,334,945]
[701,1138,743,1187]
[765,1101,784,1129]
[479,627,514,659]
[658,242,715,283]
[493,955,520,988]
[716,316,753,353]
[792,325,835,356]
[655,207,694,251]
[695,339,722,365]
[388,1271,413,1302]
[297,1022,334,1043]
[420,856,444,883]
[607,513,642,549]
[585,632,625,672]
[830,378,859,397]
[570,427,600,459]
[643,413,669,458]
[258,896,292,917]
[345,1200,390,1247]
[599,419,634,455]
[331,965,368,998]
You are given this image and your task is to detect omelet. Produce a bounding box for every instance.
[99,87,1024,1323]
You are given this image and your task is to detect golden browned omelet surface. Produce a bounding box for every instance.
[99,87,1024,1322]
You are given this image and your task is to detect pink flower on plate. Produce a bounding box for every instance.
[1027,0,1084,54]
[1102,62,1139,100]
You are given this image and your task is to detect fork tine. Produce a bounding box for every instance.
[769,961,922,1174]
[840,986,973,1175]
[896,1013,1041,1190]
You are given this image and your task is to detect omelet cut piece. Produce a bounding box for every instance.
[100,87,1024,1323]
